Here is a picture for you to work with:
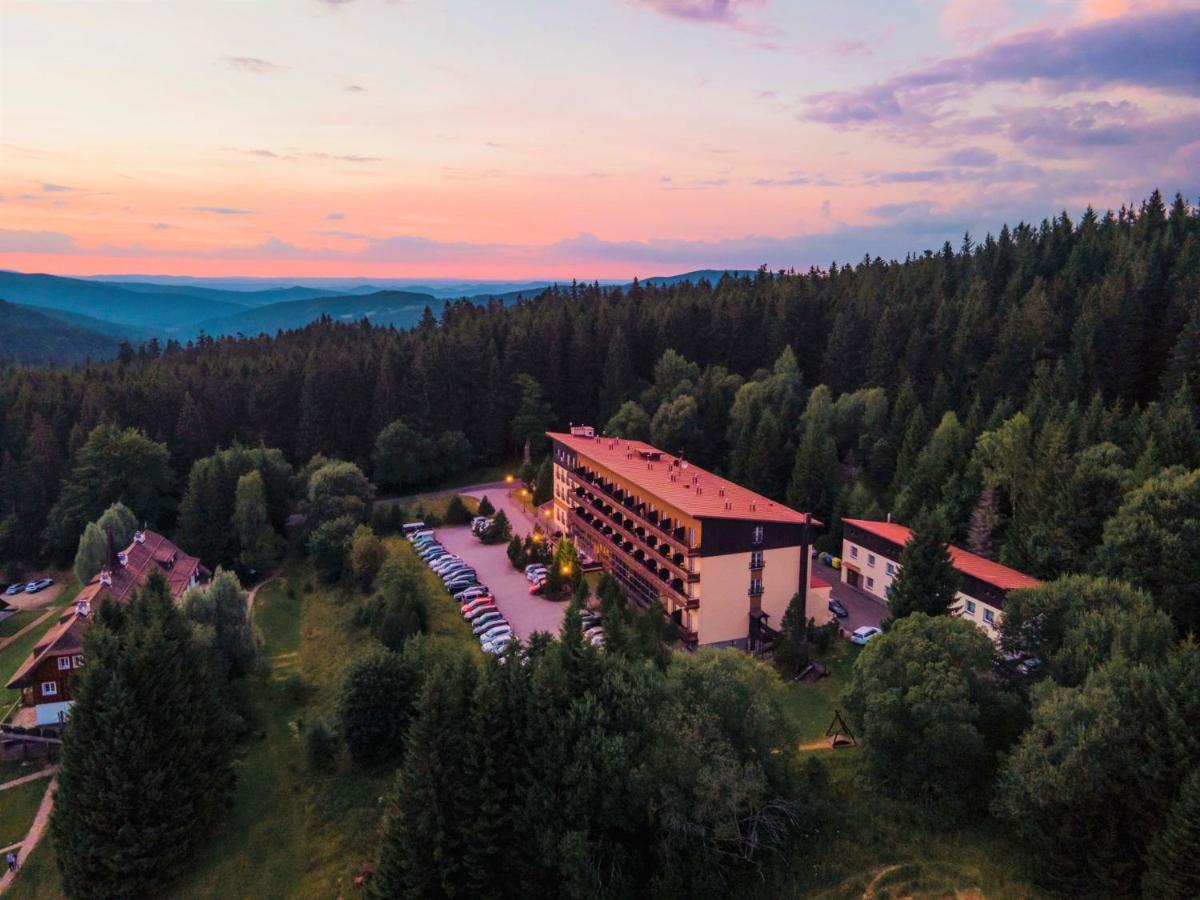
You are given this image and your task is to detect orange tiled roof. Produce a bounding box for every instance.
[842,518,1041,591]
[550,431,814,525]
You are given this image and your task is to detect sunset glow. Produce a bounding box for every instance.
[2,0,1198,279]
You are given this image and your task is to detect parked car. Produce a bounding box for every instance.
[471,518,492,535]
[446,579,480,594]
[430,557,463,574]
[524,563,547,578]
[402,521,427,536]
[471,516,490,529]
[24,578,53,593]
[419,547,446,561]
[828,598,849,618]
[589,631,605,647]
[529,579,548,595]
[408,529,435,543]
[850,626,881,645]
[455,586,490,603]
[479,623,512,642]
[442,567,476,582]
[473,616,507,635]
[482,635,511,655]
[4,583,26,596]
[1016,657,1043,676]
[462,601,496,618]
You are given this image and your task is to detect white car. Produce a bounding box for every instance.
[473,615,507,635]
[482,635,512,655]
[524,563,547,577]
[850,626,881,645]
[479,624,512,643]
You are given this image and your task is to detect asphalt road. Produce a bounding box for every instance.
[815,559,888,636]
[434,514,567,642]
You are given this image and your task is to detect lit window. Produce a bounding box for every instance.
[849,545,858,559]
[57,656,71,671]
[73,655,85,668]
[866,576,875,590]
[983,609,996,625]
[867,554,876,567]
[41,681,58,697]
[965,600,976,615]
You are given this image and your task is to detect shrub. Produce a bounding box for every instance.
[280,673,314,706]
[338,650,421,768]
[443,495,471,525]
[477,495,495,516]
[349,525,386,591]
[306,719,339,773]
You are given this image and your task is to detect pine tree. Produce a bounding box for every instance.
[232,470,280,573]
[51,574,236,898]
[967,485,999,560]
[477,495,495,516]
[372,658,478,898]
[1142,769,1200,898]
[886,514,961,623]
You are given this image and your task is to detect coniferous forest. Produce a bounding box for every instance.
[2,191,1200,898]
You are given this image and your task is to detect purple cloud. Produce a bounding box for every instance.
[805,8,1200,125]
[190,206,258,215]
[41,183,77,192]
[326,212,345,220]
[632,0,765,28]
[0,228,78,253]
[940,146,997,167]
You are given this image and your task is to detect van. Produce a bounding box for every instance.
[402,522,428,536]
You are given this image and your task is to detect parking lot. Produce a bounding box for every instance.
[434,524,568,641]
[815,559,888,636]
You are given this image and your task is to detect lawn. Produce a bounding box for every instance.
[0,778,48,847]
[780,639,861,743]
[164,546,478,898]
[380,490,481,523]
[0,610,37,640]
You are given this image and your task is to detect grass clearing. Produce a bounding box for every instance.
[0,610,37,640]
[0,778,48,847]
[780,639,861,743]
[165,544,479,899]
[375,464,513,506]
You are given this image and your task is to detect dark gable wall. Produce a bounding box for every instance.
[698,518,805,557]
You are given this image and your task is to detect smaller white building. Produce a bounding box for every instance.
[840,518,1041,637]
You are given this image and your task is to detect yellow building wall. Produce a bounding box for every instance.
[696,554,752,645]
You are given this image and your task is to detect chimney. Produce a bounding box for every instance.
[105,527,118,571]
[75,599,91,618]
[133,530,145,544]
[98,568,112,587]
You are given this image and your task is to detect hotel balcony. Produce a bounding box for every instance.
[569,467,699,556]
[568,505,697,610]
[569,479,699,587]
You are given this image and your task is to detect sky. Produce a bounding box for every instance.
[1,0,1198,280]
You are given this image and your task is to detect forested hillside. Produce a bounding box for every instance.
[1,191,1197,592]
[0,300,122,366]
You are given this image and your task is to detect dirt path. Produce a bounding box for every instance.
[0,776,57,895]
[0,607,60,654]
[245,573,281,616]
[0,767,56,793]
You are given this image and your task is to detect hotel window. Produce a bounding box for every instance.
[867,553,876,567]
[749,578,763,595]
[751,525,764,545]
[750,551,764,568]
[983,609,996,625]
[58,657,71,671]
[866,576,875,590]
[885,562,895,576]
[849,545,858,559]
[41,681,58,697]
[965,600,977,615]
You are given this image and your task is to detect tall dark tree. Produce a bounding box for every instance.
[885,514,961,623]
[51,574,236,898]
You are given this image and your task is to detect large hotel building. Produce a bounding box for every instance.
[548,427,826,649]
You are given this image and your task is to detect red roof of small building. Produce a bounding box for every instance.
[842,518,1041,591]
[6,530,207,691]
[74,530,206,607]
[549,431,815,525]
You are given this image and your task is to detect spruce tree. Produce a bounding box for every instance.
[1142,769,1200,898]
[51,574,236,898]
[372,658,478,898]
[886,514,961,623]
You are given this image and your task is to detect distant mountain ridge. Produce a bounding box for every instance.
[2,268,754,363]
[0,300,123,366]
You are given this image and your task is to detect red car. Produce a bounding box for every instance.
[528,578,548,595]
